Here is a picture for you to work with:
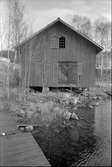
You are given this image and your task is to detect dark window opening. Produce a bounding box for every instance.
[59,36,65,48]
[78,75,81,81]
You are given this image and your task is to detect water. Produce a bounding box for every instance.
[33,98,111,167]
[76,98,111,166]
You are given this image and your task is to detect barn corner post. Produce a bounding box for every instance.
[17,48,23,103]
[26,41,32,99]
[42,49,49,94]
[23,51,28,103]
[23,43,28,103]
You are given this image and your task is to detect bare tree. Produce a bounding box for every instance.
[93,18,111,49]
[7,0,28,48]
[72,15,92,37]
[72,15,111,86]
[6,0,30,101]
[93,18,111,85]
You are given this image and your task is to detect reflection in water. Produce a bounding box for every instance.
[75,98,111,166]
[33,98,111,167]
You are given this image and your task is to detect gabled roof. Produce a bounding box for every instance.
[16,17,103,52]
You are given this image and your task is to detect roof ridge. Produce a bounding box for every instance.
[57,18,103,50]
[15,17,103,51]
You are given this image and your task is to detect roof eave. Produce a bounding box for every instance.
[15,17,104,52]
[96,47,103,54]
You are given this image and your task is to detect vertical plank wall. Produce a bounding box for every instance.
[18,22,97,88]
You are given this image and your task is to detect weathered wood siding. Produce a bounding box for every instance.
[18,22,97,88]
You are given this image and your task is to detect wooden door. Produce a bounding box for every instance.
[58,61,78,85]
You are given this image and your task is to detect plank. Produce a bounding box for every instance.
[0,133,50,166]
[0,111,51,166]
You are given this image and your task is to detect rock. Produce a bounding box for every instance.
[64,111,71,120]
[25,125,34,132]
[93,96,97,100]
[17,109,26,117]
[18,126,25,132]
[71,112,79,120]
[97,96,102,100]
[64,93,71,98]
[72,97,79,104]
[95,102,99,106]
[88,105,94,109]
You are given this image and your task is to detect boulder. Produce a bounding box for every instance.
[17,109,26,117]
[71,96,79,104]
[64,111,71,120]
[88,105,94,109]
[25,125,34,132]
[71,112,79,120]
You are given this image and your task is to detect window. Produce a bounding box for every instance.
[50,35,58,48]
[59,36,65,48]
[78,75,81,81]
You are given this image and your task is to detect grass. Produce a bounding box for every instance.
[0,87,108,167]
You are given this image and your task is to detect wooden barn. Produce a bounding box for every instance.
[15,18,103,90]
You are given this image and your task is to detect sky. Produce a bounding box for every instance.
[23,0,111,30]
[0,0,111,49]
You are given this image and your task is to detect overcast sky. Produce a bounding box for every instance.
[23,0,111,30]
[0,0,111,49]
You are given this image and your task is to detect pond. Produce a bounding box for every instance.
[33,97,111,167]
[74,97,111,166]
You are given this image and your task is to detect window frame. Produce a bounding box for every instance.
[50,35,58,49]
[59,36,65,48]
